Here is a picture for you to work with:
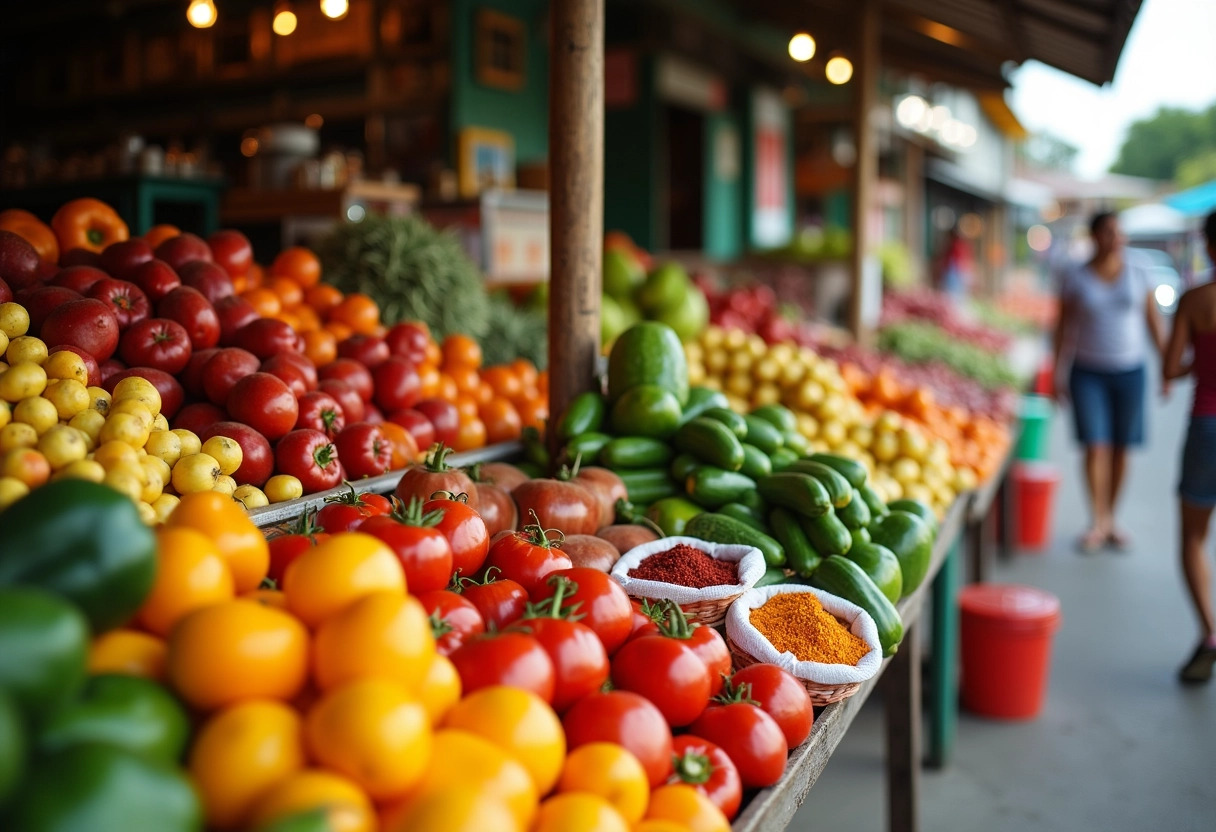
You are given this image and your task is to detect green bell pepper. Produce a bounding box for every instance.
[0,587,88,723]
[645,496,705,537]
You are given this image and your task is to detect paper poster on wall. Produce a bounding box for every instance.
[751,88,791,248]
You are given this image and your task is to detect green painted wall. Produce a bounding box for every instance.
[604,55,661,250]
[450,0,550,164]
[703,111,743,259]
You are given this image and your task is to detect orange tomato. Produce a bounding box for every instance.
[441,333,482,370]
[266,276,304,308]
[383,784,520,832]
[304,678,431,801]
[378,421,420,469]
[515,397,548,432]
[452,417,486,452]
[188,700,306,829]
[474,381,495,406]
[272,247,322,288]
[447,365,481,394]
[143,224,181,249]
[0,208,59,267]
[282,532,405,628]
[511,358,539,391]
[247,769,375,832]
[416,654,462,724]
[305,283,344,313]
[643,785,729,832]
[88,629,167,681]
[424,340,442,367]
[292,304,321,333]
[302,330,338,366]
[436,373,459,403]
[557,743,650,824]
[533,793,630,832]
[242,287,282,318]
[243,587,288,609]
[167,599,309,710]
[454,395,479,421]
[399,730,536,829]
[51,198,129,253]
[274,308,304,332]
[481,365,523,400]
[167,491,269,593]
[417,365,441,400]
[329,294,380,335]
[443,686,565,796]
[137,526,235,637]
[313,591,435,692]
[245,262,266,289]
[480,398,523,444]
[324,320,355,342]
[634,821,692,832]
[3,448,51,488]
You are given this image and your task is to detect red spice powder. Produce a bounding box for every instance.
[628,543,739,588]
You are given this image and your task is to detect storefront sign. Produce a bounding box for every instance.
[656,55,726,112]
[751,88,791,248]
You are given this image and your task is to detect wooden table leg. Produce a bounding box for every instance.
[999,473,1016,559]
[926,538,960,769]
[886,621,921,832]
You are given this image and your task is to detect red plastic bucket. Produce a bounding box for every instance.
[960,584,1061,719]
[1012,462,1059,550]
[1033,361,1054,396]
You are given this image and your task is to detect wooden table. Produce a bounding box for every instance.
[732,498,967,832]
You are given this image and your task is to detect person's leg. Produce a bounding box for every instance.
[1107,366,1146,545]
[1180,500,1216,640]
[1084,444,1114,544]
[1070,366,1114,547]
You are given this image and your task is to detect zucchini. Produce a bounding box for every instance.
[742,415,783,454]
[718,502,767,531]
[673,418,745,472]
[841,541,903,604]
[737,489,769,515]
[807,452,868,488]
[850,527,872,548]
[859,484,889,518]
[702,407,749,440]
[781,430,810,456]
[680,386,730,424]
[836,488,872,530]
[886,499,938,534]
[756,473,831,518]
[810,555,903,656]
[558,391,606,440]
[755,565,791,588]
[769,447,800,472]
[740,444,773,480]
[769,507,822,577]
[786,460,853,508]
[685,467,756,509]
[617,468,679,504]
[684,512,785,568]
[750,403,798,433]
[600,437,674,469]
[565,431,611,463]
[669,453,701,482]
[797,509,853,556]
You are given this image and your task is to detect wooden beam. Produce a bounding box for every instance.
[847,0,879,338]
[548,0,605,463]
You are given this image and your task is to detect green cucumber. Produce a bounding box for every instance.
[718,502,767,531]
[769,507,822,578]
[756,473,831,518]
[797,509,852,556]
[742,416,783,454]
[737,489,769,515]
[836,488,872,530]
[786,460,853,508]
[684,513,785,568]
[807,453,868,488]
[755,565,791,588]
[810,555,903,656]
[669,453,702,482]
[685,467,756,509]
[841,541,903,605]
[769,447,800,472]
[565,432,611,463]
[886,499,938,534]
[850,527,872,547]
[750,404,798,433]
[859,484,889,518]
[674,418,745,471]
[680,386,730,424]
[740,444,773,480]
[702,407,749,440]
[599,437,674,469]
[781,430,810,456]
[617,468,679,505]
[558,391,606,439]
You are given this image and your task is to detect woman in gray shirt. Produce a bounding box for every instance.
[1052,212,1167,552]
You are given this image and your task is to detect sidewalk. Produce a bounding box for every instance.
[793,370,1216,831]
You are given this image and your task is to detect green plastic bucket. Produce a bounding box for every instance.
[1015,395,1053,461]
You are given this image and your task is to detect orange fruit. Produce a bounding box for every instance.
[532,793,630,832]
[416,654,462,724]
[241,287,282,318]
[329,294,380,335]
[167,599,308,711]
[480,398,522,444]
[443,686,565,795]
[510,358,539,391]
[557,743,649,824]
[283,532,405,628]
[515,397,548,432]
[305,283,344,313]
[397,730,535,828]
[167,491,269,593]
[436,373,459,403]
[292,304,321,333]
[452,418,487,451]
[383,785,519,832]
[424,340,442,367]
[324,320,354,342]
[272,247,322,287]
[417,365,441,399]
[481,365,523,400]
[454,395,479,421]
[303,329,338,366]
[247,769,375,832]
[378,421,420,469]
[142,224,181,249]
[448,365,481,394]
[441,334,482,370]
[88,629,167,681]
[313,591,435,692]
[137,526,235,637]
[266,276,304,308]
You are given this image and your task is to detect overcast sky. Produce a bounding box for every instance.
[1009,0,1216,179]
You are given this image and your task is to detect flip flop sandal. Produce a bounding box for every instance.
[1075,530,1105,554]
[1106,531,1132,551]
[1179,642,1216,684]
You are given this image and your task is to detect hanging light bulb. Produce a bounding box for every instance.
[186,0,217,29]
[320,0,349,20]
[273,1,298,36]
[825,55,854,85]
[788,33,816,62]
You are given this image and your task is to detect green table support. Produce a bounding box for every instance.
[926,535,960,768]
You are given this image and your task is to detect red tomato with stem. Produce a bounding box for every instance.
[421,491,488,578]
[318,379,364,424]
[512,477,602,537]
[274,429,342,494]
[610,635,711,727]
[449,630,555,703]
[156,286,219,350]
[360,493,392,515]
[314,483,383,534]
[687,700,787,789]
[562,690,674,787]
[295,391,346,439]
[670,735,743,820]
[227,372,298,441]
[266,509,327,585]
[415,589,485,657]
[630,602,732,696]
[360,498,454,594]
[482,517,573,595]
[334,422,393,480]
[453,569,528,630]
[514,575,609,712]
[118,318,192,375]
[726,664,814,749]
[531,567,633,656]
[88,278,151,331]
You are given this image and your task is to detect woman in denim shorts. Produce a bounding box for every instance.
[1163,210,1216,683]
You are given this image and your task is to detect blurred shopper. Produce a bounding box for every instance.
[1052,211,1167,552]
[1162,210,1216,683]
[933,227,974,301]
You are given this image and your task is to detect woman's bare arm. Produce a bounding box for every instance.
[1162,291,1192,382]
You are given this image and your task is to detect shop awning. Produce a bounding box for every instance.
[1164,180,1216,218]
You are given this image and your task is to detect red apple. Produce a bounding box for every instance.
[178,260,234,305]
[21,286,83,333]
[128,259,181,303]
[88,279,151,330]
[233,318,301,360]
[387,407,436,452]
[202,347,262,407]
[154,233,212,271]
[51,265,108,294]
[0,230,42,291]
[173,402,226,436]
[207,230,253,278]
[157,286,220,350]
[414,398,460,447]
[40,298,119,361]
[200,421,274,486]
[99,358,127,385]
[181,347,221,399]
[214,295,260,345]
[59,248,103,268]
[99,239,154,279]
[103,367,186,420]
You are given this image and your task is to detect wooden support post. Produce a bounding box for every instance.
[848,0,880,338]
[886,621,921,832]
[927,539,960,769]
[548,0,605,463]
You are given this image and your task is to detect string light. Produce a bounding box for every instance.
[320,0,349,20]
[186,0,217,28]
[825,56,853,85]
[788,33,816,62]
[273,2,298,36]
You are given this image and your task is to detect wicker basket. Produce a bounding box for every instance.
[726,632,861,706]
[628,587,745,628]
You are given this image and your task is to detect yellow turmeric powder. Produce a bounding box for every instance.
[750,592,871,665]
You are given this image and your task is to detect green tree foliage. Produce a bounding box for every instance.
[1110,103,1216,183]
[1178,149,1216,189]
[1018,133,1080,172]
